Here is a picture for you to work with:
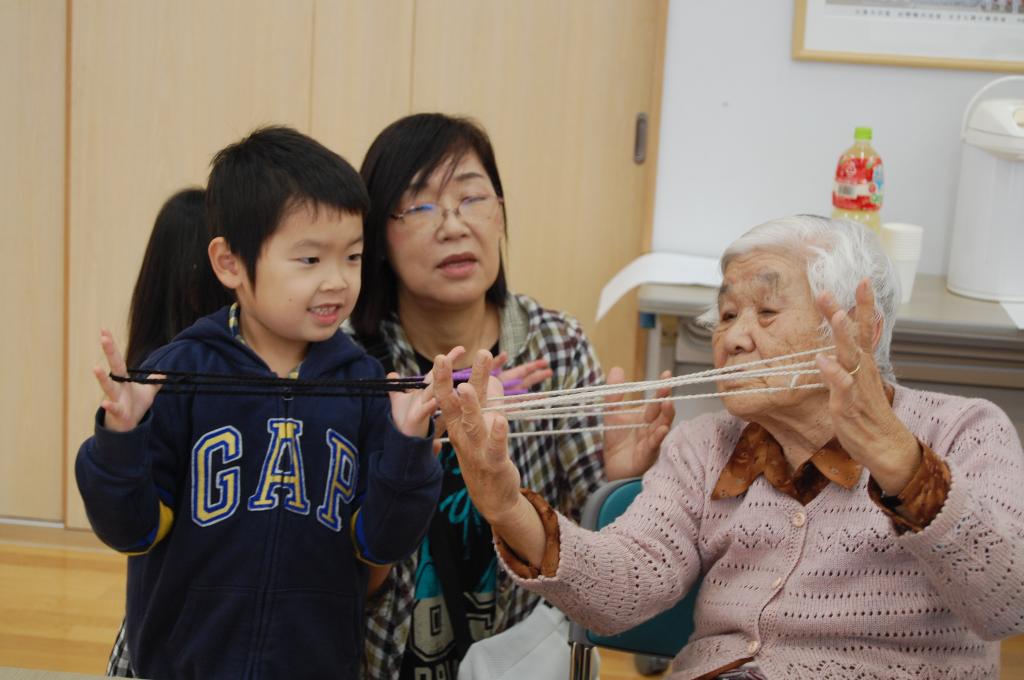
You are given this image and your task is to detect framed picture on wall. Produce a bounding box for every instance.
[793,0,1024,72]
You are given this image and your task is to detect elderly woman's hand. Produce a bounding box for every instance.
[814,278,921,496]
[436,350,548,565]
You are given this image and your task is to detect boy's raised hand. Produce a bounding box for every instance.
[93,329,162,432]
[389,346,466,439]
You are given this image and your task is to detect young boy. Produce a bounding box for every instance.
[76,127,449,679]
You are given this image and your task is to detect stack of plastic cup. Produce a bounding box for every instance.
[880,222,924,304]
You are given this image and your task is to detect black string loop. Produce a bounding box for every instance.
[110,368,428,396]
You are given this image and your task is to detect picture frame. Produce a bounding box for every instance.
[793,0,1024,73]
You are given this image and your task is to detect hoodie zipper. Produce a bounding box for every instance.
[243,386,293,679]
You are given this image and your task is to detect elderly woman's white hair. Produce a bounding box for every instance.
[698,215,901,381]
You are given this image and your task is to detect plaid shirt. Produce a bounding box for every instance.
[107,622,130,677]
[361,293,607,679]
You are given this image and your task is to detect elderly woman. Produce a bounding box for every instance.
[438,215,1024,679]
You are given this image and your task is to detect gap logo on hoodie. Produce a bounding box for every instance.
[191,418,358,529]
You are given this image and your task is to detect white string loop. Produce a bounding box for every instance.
[437,346,835,441]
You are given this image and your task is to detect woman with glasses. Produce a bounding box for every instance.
[352,113,674,680]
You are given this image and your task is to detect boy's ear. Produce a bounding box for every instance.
[208,237,245,290]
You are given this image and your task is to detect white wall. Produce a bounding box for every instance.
[652,0,1007,275]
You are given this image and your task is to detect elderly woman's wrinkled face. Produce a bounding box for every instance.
[712,250,827,419]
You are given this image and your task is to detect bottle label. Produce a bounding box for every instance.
[832,157,884,211]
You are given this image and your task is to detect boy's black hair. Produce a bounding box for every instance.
[351,113,508,341]
[126,188,234,368]
[206,125,369,285]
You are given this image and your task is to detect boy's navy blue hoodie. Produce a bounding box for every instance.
[76,307,442,679]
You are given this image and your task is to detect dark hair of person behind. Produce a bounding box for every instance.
[351,113,509,342]
[125,188,233,368]
[206,125,369,285]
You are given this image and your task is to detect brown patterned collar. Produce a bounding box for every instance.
[712,385,894,506]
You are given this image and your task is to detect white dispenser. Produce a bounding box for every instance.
[947,76,1024,303]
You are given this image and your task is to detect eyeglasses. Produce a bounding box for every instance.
[390,195,504,231]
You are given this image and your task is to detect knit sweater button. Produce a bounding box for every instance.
[771,576,783,589]
[747,639,761,654]
[791,511,806,527]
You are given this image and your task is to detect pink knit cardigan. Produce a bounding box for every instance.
[505,385,1024,679]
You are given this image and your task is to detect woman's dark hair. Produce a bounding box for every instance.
[351,113,508,341]
[125,188,233,367]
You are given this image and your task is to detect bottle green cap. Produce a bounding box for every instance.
[854,126,873,140]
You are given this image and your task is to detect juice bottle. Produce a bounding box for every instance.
[831,127,884,232]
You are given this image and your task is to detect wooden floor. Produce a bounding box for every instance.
[0,526,1020,678]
